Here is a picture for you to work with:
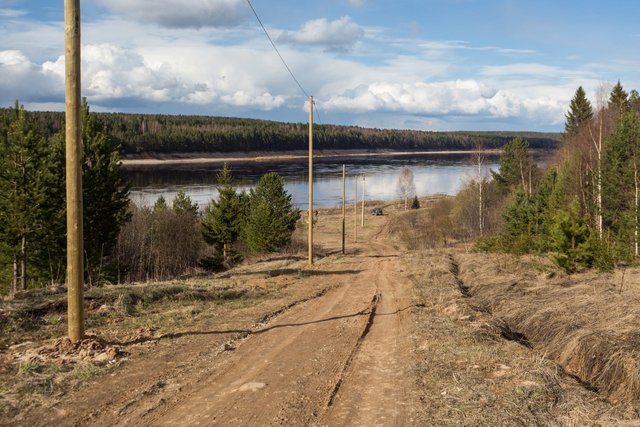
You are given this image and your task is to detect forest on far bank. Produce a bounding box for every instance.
[0,107,561,155]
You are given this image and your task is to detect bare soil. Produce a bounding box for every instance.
[1,201,638,425]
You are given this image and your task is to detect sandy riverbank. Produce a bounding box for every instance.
[120,149,504,167]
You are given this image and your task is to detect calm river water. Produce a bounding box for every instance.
[125,153,500,210]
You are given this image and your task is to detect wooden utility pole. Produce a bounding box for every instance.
[354,175,358,242]
[342,164,346,254]
[65,0,84,342]
[361,175,365,227]
[308,95,313,265]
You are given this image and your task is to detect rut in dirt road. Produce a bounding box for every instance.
[317,248,418,426]
[135,242,418,426]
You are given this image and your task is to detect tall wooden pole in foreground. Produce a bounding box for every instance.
[361,175,365,227]
[308,96,313,265]
[354,175,358,242]
[342,164,346,254]
[65,0,84,342]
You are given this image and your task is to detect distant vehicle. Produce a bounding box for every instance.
[371,207,383,216]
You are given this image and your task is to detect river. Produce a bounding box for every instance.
[124,153,501,210]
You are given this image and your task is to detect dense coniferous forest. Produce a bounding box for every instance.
[0,108,560,155]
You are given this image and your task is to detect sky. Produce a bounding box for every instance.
[1,0,639,132]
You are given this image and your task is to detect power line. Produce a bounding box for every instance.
[245,0,323,124]
[246,0,309,98]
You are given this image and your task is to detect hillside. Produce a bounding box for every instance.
[0,108,561,155]
[1,200,638,425]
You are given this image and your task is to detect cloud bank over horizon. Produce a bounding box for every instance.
[0,0,638,131]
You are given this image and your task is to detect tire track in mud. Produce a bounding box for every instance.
[137,256,382,426]
[110,286,335,423]
[326,292,381,407]
[317,247,418,426]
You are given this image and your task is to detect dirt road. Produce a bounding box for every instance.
[9,205,636,425]
[17,217,419,426]
[140,240,417,426]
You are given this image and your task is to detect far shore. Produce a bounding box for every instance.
[121,149,506,168]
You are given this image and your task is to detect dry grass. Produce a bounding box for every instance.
[0,262,331,422]
[456,251,640,417]
[406,250,632,425]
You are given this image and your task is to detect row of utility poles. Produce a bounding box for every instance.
[65,10,364,341]
[307,96,367,265]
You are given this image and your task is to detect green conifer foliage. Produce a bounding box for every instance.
[201,163,242,262]
[564,86,593,136]
[0,104,50,290]
[154,196,168,212]
[245,172,300,253]
[602,113,636,229]
[491,137,536,193]
[81,99,130,282]
[549,201,594,272]
[601,111,640,257]
[172,190,199,218]
[411,195,420,209]
[609,81,630,113]
[630,90,640,113]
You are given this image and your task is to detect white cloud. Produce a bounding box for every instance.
[278,16,364,52]
[96,0,248,28]
[0,8,27,18]
[1,44,287,111]
[482,63,575,77]
[322,80,567,125]
[418,40,535,55]
[0,50,62,102]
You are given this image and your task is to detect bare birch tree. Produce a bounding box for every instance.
[397,167,416,210]
[473,145,486,235]
[588,83,613,237]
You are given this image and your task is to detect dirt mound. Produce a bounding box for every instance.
[10,335,127,366]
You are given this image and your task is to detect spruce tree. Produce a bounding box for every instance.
[491,137,536,193]
[154,196,168,211]
[201,163,242,262]
[411,195,420,209]
[549,201,594,272]
[630,89,640,113]
[245,172,300,253]
[564,86,593,136]
[172,190,199,218]
[609,81,630,113]
[601,111,640,258]
[81,99,130,282]
[0,103,51,290]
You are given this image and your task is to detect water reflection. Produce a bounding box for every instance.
[125,153,501,209]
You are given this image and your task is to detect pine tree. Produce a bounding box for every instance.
[245,172,300,253]
[201,163,242,262]
[564,86,593,136]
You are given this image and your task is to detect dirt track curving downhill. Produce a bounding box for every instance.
[10,204,634,426]
[140,239,418,426]
[16,212,419,426]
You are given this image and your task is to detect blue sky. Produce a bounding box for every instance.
[1,0,638,131]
